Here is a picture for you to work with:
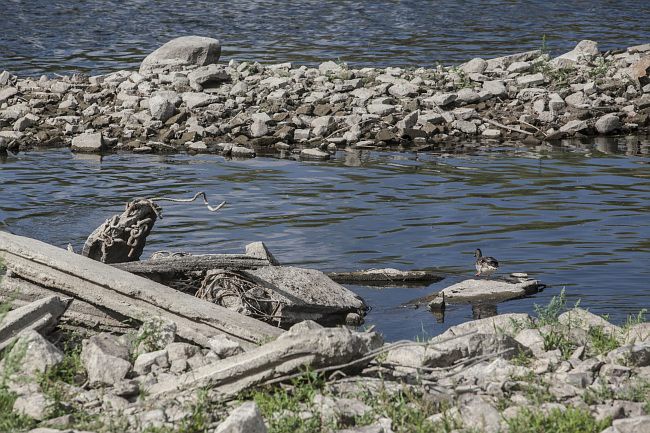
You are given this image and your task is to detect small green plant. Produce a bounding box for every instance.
[0,339,37,432]
[588,56,612,79]
[583,382,614,405]
[616,379,650,410]
[534,289,568,326]
[509,371,556,405]
[175,389,213,433]
[131,317,170,356]
[511,348,533,367]
[541,327,576,359]
[449,66,472,90]
[623,309,647,335]
[540,34,549,54]
[0,258,11,325]
[587,326,619,355]
[506,406,611,433]
[37,337,87,419]
[249,368,328,433]
[359,387,454,433]
[0,386,36,432]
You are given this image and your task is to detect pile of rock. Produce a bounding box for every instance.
[1,37,649,158]
[2,290,649,432]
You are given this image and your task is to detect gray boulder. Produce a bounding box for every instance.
[149,91,179,122]
[81,333,132,386]
[133,349,169,375]
[461,58,488,74]
[0,86,18,103]
[560,119,588,134]
[187,64,229,90]
[459,396,500,433]
[558,308,623,339]
[612,415,650,433]
[215,401,267,433]
[140,36,221,74]
[12,392,51,420]
[71,132,105,152]
[551,40,599,68]
[424,332,529,368]
[595,113,621,134]
[208,335,244,358]
[300,148,330,160]
[439,313,532,339]
[0,330,63,376]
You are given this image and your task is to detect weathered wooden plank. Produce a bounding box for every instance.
[112,254,271,274]
[0,232,283,347]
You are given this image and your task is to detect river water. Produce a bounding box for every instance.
[2,1,650,339]
[1,1,650,76]
[2,139,649,340]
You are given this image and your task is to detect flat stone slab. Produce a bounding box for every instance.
[439,278,542,303]
[242,266,367,325]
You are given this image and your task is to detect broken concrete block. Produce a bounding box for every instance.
[240,266,367,326]
[81,333,132,386]
[0,296,70,351]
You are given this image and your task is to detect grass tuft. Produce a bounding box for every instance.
[506,407,611,433]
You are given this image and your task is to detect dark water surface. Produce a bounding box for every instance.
[2,140,649,340]
[1,1,650,76]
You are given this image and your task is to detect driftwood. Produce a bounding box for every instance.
[0,232,283,348]
[113,254,272,274]
[0,295,70,351]
[327,268,443,286]
[148,322,383,399]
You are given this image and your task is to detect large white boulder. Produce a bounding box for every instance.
[140,36,221,74]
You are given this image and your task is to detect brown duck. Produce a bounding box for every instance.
[474,249,499,277]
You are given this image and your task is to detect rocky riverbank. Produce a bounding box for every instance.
[1,37,650,158]
[1,286,649,433]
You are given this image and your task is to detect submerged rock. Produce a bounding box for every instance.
[437,278,541,303]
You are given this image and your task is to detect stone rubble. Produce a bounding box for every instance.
[1,293,648,433]
[2,37,650,158]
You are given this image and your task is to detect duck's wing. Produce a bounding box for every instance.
[482,257,499,268]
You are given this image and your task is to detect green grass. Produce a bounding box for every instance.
[358,387,455,433]
[509,371,556,405]
[587,325,619,356]
[617,379,650,414]
[0,338,37,432]
[250,369,329,433]
[506,407,611,433]
[511,348,533,367]
[588,56,613,79]
[541,327,577,359]
[0,386,36,433]
[248,368,457,433]
[623,309,647,334]
[583,382,615,406]
[448,67,472,90]
[534,289,569,327]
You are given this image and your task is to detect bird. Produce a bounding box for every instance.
[474,248,499,278]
